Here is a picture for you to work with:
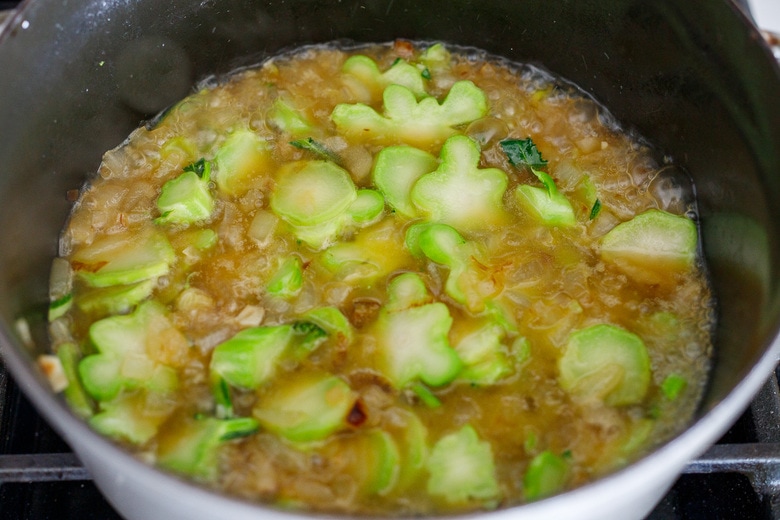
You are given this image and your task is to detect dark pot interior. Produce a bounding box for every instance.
[0,0,779,505]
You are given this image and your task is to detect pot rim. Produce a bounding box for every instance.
[1,0,780,517]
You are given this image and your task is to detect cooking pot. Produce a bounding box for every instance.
[0,1,779,519]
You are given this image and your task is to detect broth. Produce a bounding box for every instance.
[45,41,713,515]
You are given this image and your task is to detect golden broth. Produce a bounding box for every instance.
[47,41,713,515]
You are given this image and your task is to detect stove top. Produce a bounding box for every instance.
[1,1,780,518]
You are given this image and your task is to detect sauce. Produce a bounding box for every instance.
[47,41,713,515]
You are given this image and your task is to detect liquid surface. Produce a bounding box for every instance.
[47,41,713,515]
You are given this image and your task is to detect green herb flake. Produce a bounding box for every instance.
[411,382,442,408]
[661,374,687,400]
[589,199,602,220]
[183,158,210,179]
[289,137,341,164]
[421,68,432,80]
[500,138,548,169]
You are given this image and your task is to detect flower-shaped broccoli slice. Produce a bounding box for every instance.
[331,81,488,148]
[411,135,508,231]
[373,273,462,388]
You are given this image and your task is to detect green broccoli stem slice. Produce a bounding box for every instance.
[599,209,698,281]
[321,429,402,496]
[374,273,462,388]
[347,189,385,224]
[253,372,357,443]
[407,222,498,313]
[523,450,569,501]
[385,409,429,492]
[268,97,317,137]
[301,306,354,344]
[266,256,304,298]
[318,219,410,284]
[661,374,687,400]
[331,80,488,148]
[427,424,501,506]
[157,415,259,481]
[411,135,509,231]
[214,129,273,197]
[372,145,438,219]
[75,279,156,317]
[79,301,181,402]
[56,342,94,418]
[89,390,177,445]
[210,325,294,390]
[342,54,428,100]
[71,226,175,288]
[155,160,215,225]
[270,159,358,249]
[558,323,651,406]
[500,138,577,227]
[454,321,513,385]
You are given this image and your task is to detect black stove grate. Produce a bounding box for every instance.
[1,359,780,519]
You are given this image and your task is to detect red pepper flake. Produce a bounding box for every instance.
[393,39,415,60]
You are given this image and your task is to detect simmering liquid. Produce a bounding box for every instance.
[46,41,713,515]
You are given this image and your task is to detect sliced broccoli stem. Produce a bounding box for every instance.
[661,374,687,400]
[372,145,438,219]
[270,160,358,249]
[215,129,273,197]
[387,409,429,491]
[523,450,569,501]
[599,209,698,281]
[322,429,402,496]
[419,43,452,75]
[155,161,215,225]
[79,301,182,402]
[407,222,499,313]
[411,135,509,231]
[89,390,176,445]
[75,279,156,317]
[56,342,94,418]
[454,321,513,385]
[558,324,651,406]
[266,256,304,298]
[427,424,501,506]
[210,325,294,390]
[301,306,354,345]
[253,372,357,443]
[515,183,577,228]
[384,272,433,311]
[501,138,576,227]
[318,219,410,283]
[157,415,259,481]
[374,273,462,388]
[342,54,427,100]
[347,189,385,224]
[289,321,329,359]
[331,80,488,148]
[71,226,175,288]
[268,97,317,137]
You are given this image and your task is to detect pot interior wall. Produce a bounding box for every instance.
[0,0,778,446]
